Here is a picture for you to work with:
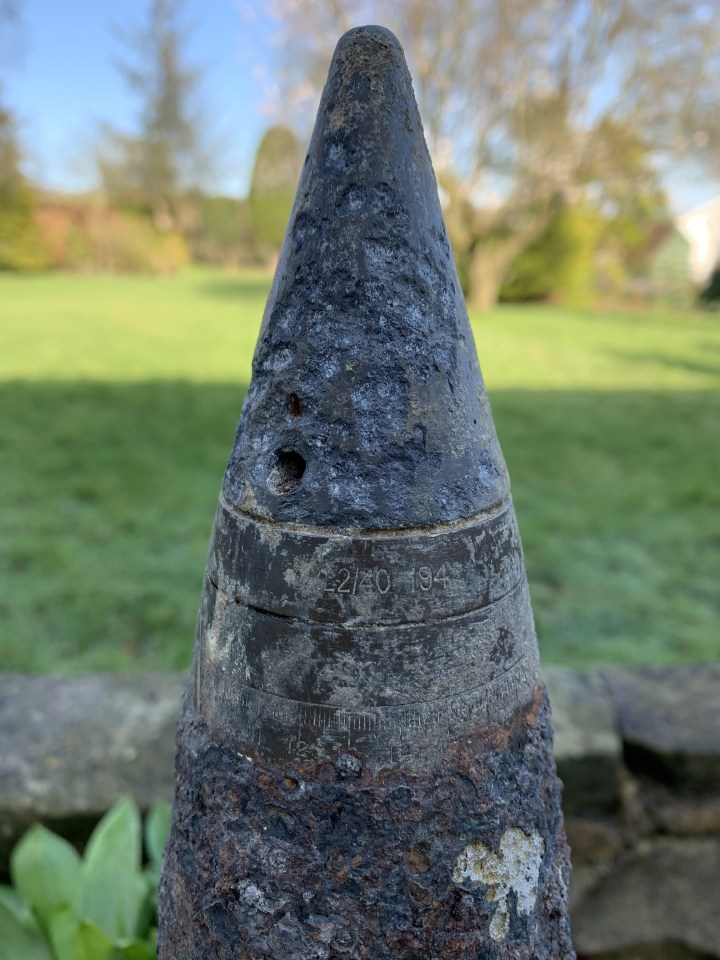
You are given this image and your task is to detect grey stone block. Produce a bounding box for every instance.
[544,666,622,812]
[0,672,183,870]
[602,664,720,793]
[571,837,720,958]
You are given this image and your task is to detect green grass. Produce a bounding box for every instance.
[0,268,718,672]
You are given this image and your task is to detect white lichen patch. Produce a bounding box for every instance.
[283,553,317,589]
[256,520,282,551]
[453,827,545,942]
[202,592,236,670]
[237,483,259,513]
[203,610,222,661]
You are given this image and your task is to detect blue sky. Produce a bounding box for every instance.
[6,0,276,196]
[4,0,718,213]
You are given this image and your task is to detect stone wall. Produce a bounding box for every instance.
[1,664,718,959]
[546,665,720,960]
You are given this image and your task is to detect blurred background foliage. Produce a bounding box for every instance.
[249,125,304,259]
[0,0,719,673]
[1,0,719,305]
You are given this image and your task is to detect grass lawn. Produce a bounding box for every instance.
[0,268,718,673]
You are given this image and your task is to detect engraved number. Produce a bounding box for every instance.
[434,563,448,588]
[337,568,352,593]
[412,563,448,592]
[321,564,450,596]
[418,565,433,591]
[358,569,373,592]
[323,566,391,595]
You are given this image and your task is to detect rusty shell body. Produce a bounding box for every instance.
[158,24,574,959]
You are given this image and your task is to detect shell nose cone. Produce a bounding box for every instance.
[223,26,509,530]
[335,24,404,53]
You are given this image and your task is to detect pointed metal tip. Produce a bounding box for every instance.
[330,24,414,101]
[223,18,509,531]
[335,24,404,54]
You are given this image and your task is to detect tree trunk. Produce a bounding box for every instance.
[467,245,506,312]
[466,209,556,312]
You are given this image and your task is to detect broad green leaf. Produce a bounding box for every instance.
[143,858,161,895]
[10,824,81,925]
[47,905,80,960]
[0,900,52,960]
[80,797,147,940]
[144,803,171,866]
[112,940,158,960]
[0,883,29,921]
[138,863,158,937]
[74,918,115,960]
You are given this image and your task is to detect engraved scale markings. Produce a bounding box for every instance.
[198,653,540,771]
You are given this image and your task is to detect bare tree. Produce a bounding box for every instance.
[0,0,24,119]
[0,0,23,68]
[667,4,720,183]
[271,0,720,308]
[100,0,209,231]
[0,0,43,272]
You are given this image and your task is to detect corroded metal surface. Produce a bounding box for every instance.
[158,23,574,959]
[161,690,572,959]
[222,27,508,532]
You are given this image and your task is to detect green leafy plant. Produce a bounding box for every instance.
[0,797,171,960]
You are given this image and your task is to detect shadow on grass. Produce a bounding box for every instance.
[0,380,718,674]
[604,348,720,378]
